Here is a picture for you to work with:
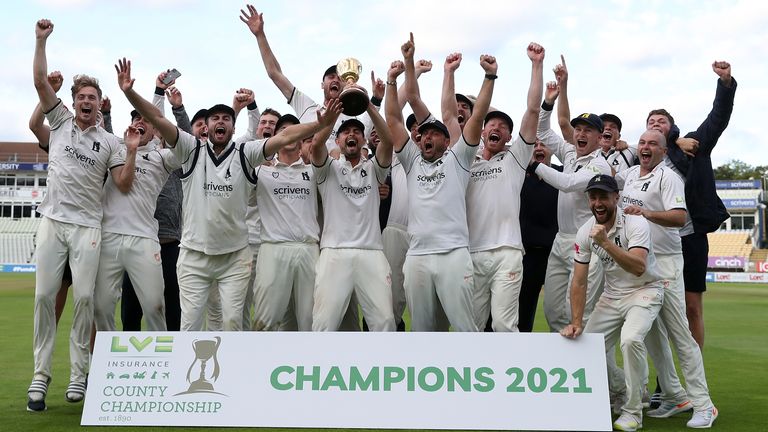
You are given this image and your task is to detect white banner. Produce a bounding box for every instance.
[82,332,611,431]
[710,271,768,283]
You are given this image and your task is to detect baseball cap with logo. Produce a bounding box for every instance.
[130,109,141,121]
[190,109,208,125]
[336,118,365,135]
[585,174,619,193]
[418,119,450,138]
[570,113,604,133]
[406,113,418,131]
[205,104,236,124]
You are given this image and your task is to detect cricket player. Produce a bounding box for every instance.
[530,95,612,331]
[466,42,544,332]
[116,57,340,332]
[385,33,493,332]
[251,114,320,331]
[93,109,182,332]
[310,93,396,332]
[561,174,663,432]
[616,129,718,428]
[28,19,137,412]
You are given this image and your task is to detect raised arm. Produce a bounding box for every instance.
[402,33,431,124]
[268,99,342,157]
[519,43,545,144]
[691,61,737,155]
[397,59,432,111]
[32,19,58,111]
[232,88,260,141]
[310,101,343,166]
[30,71,63,148]
[441,52,463,143]
[240,4,295,100]
[384,60,409,152]
[165,86,192,133]
[116,58,179,146]
[554,55,574,144]
[463,55,497,145]
[100,96,113,133]
[367,99,393,167]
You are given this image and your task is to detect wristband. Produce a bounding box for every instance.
[541,101,554,111]
[247,102,258,111]
[154,86,165,96]
[484,74,498,80]
[370,96,382,106]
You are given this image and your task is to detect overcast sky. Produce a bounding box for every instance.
[2,0,765,167]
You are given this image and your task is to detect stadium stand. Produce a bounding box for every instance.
[707,231,752,258]
[0,218,40,264]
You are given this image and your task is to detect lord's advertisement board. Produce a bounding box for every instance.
[82,332,610,431]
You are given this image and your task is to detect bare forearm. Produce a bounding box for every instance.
[33,40,57,110]
[368,105,392,166]
[569,280,587,327]
[643,209,686,227]
[520,62,543,143]
[114,150,137,193]
[310,125,332,165]
[602,242,646,276]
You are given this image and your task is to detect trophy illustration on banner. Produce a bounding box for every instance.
[177,336,224,395]
[337,57,369,116]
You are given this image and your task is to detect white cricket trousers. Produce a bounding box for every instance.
[543,232,605,331]
[404,247,479,332]
[645,253,714,411]
[312,248,395,331]
[208,243,260,331]
[33,217,100,383]
[471,247,524,332]
[585,287,663,419]
[382,225,409,325]
[94,233,166,331]
[253,242,318,331]
[177,246,251,331]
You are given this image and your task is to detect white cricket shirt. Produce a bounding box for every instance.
[397,134,477,255]
[102,139,181,239]
[171,129,269,255]
[314,154,389,249]
[615,163,687,255]
[536,109,613,235]
[39,100,126,228]
[574,213,663,299]
[466,135,534,252]
[255,157,320,244]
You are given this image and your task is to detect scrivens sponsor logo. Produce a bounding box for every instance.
[204,181,234,198]
[417,172,446,190]
[64,145,97,168]
[273,186,311,200]
[135,167,148,175]
[622,195,643,207]
[471,166,502,181]
[339,183,372,198]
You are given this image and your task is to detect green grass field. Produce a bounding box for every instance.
[1,273,766,431]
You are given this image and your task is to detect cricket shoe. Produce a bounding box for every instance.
[647,399,692,418]
[613,413,642,431]
[687,407,718,429]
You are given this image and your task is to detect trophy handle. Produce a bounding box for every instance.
[210,337,222,381]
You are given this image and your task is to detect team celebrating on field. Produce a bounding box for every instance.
[26,5,737,430]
